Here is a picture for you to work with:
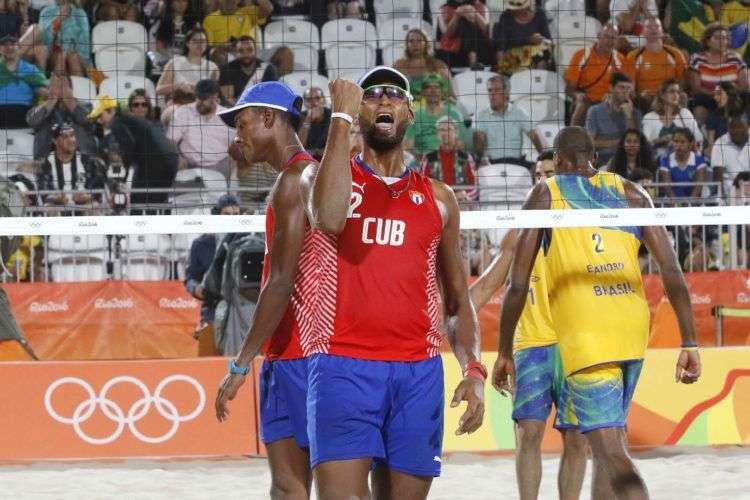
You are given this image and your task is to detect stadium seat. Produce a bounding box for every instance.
[325,44,376,79]
[536,121,563,148]
[550,14,601,41]
[510,70,566,123]
[285,44,319,72]
[98,74,156,102]
[263,19,320,49]
[373,0,424,29]
[47,234,109,253]
[381,42,406,67]
[49,254,108,282]
[484,0,504,25]
[544,0,586,19]
[555,38,594,70]
[428,0,442,18]
[91,20,148,54]
[281,71,330,101]
[120,234,172,253]
[377,18,434,49]
[95,46,146,76]
[452,70,497,117]
[476,163,533,209]
[0,129,34,166]
[70,76,97,104]
[321,20,378,50]
[514,95,565,123]
[120,252,171,280]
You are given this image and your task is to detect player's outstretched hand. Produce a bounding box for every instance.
[451,376,485,435]
[215,373,247,422]
[492,355,515,396]
[328,78,364,122]
[675,350,701,384]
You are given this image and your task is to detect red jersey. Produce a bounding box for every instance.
[261,151,317,360]
[301,155,444,361]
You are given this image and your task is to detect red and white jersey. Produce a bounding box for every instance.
[301,155,444,361]
[261,151,317,361]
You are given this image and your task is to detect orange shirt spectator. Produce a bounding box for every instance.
[565,23,628,104]
[625,17,688,96]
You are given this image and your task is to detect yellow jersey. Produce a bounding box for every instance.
[544,172,650,376]
[514,251,557,353]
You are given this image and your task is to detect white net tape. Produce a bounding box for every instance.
[2,206,748,236]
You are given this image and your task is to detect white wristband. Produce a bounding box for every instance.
[331,112,353,125]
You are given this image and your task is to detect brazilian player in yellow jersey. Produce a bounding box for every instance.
[471,152,587,500]
[495,127,701,500]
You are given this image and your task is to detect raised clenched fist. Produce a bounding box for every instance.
[329,78,364,121]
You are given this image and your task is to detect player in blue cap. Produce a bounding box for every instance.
[214,81,319,499]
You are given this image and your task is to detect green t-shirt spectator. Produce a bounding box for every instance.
[406,102,470,155]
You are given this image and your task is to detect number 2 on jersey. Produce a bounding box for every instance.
[348,192,363,219]
[592,232,604,253]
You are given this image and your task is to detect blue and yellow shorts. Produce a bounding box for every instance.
[512,344,576,429]
[567,360,643,433]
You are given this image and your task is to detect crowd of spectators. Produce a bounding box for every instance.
[6,0,750,278]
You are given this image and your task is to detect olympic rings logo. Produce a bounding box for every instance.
[44,375,206,445]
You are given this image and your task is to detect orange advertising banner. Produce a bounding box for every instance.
[3,281,200,360]
[0,357,259,460]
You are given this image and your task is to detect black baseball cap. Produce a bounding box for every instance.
[357,66,411,96]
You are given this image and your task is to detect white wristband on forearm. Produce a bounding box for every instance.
[331,112,353,125]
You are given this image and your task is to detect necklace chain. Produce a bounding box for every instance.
[374,169,410,198]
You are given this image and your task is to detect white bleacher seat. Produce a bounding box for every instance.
[263,19,320,49]
[544,0,586,19]
[325,44,376,79]
[373,0,424,29]
[514,95,565,123]
[47,234,109,254]
[509,69,566,98]
[70,76,97,103]
[550,14,601,41]
[95,46,146,76]
[121,253,170,280]
[477,163,533,209]
[121,234,172,253]
[0,129,34,165]
[286,44,319,72]
[381,42,406,67]
[484,0,504,25]
[452,70,497,117]
[99,74,156,102]
[92,20,148,54]
[281,71,330,101]
[429,0,442,18]
[321,20,378,50]
[555,39,594,70]
[49,254,107,282]
[377,18,434,49]
[536,121,563,149]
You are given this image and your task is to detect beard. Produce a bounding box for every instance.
[362,120,409,152]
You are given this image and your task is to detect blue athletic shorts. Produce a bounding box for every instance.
[259,357,309,448]
[512,344,576,429]
[567,360,644,433]
[307,353,444,477]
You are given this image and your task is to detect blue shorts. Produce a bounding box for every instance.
[259,358,309,448]
[567,360,644,433]
[512,344,576,429]
[307,353,444,477]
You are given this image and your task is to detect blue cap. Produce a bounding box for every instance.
[218,81,303,128]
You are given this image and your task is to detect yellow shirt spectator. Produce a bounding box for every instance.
[203,4,270,46]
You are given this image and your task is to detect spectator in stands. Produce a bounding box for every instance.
[712,112,750,198]
[421,116,476,201]
[688,23,748,125]
[625,17,688,107]
[202,0,272,55]
[405,72,469,156]
[19,0,91,76]
[185,193,240,355]
[642,80,703,159]
[156,28,219,101]
[610,0,657,50]
[606,128,657,180]
[35,121,105,211]
[327,0,364,19]
[0,34,47,128]
[393,28,454,101]
[267,44,293,78]
[299,86,330,159]
[26,72,96,159]
[218,36,275,106]
[94,0,138,21]
[705,82,745,152]
[491,0,552,75]
[148,0,201,73]
[436,0,492,68]
[127,88,156,123]
[585,72,642,166]
[0,0,29,41]
[565,22,628,126]
[658,127,708,199]
[168,79,232,179]
[473,74,542,164]
[89,94,178,209]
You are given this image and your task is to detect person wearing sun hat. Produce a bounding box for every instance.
[492,0,553,74]
[89,94,178,210]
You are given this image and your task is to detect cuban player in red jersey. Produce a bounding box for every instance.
[298,67,485,500]
[213,82,318,499]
